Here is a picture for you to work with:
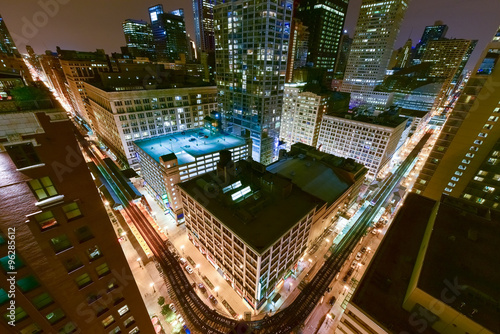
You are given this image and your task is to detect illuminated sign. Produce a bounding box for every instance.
[231,186,251,201]
[150,12,158,21]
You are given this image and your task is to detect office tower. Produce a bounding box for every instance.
[336,193,499,334]
[414,27,500,210]
[193,0,215,53]
[393,39,413,69]
[214,0,293,165]
[340,0,411,105]
[286,19,309,83]
[133,128,250,221]
[56,47,114,126]
[333,32,352,80]
[280,83,331,150]
[122,19,155,59]
[318,109,407,180]
[84,68,217,168]
[413,20,448,63]
[148,5,190,62]
[179,150,365,310]
[294,0,349,82]
[0,97,153,333]
[0,14,20,57]
[39,51,72,109]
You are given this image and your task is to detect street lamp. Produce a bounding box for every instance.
[180,245,184,255]
[288,283,292,292]
[150,282,155,293]
[164,227,169,236]
[343,285,349,295]
[137,257,142,268]
[214,286,219,297]
[196,264,200,274]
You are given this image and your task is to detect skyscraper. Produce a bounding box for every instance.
[0,14,20,57]
[193,0,215,53]
[286,19,309,83]
[333,32,352,80]
[340,0,410,105]
[414,27,500,210]
[413,20,448,63]
[148,5,190,62]
[294,0,349,82]
[214,0,293,164]
[122,19,155,59]
[393,39,413,69]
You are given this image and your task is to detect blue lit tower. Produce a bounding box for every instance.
[193,0,215,53]
[0,14,21,57]
[122,19,155,59]
[413,20,448,64]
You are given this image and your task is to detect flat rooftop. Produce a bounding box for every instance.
[419,196,500,332]
[134,128,247,165]
[351,193,439,334]
[267,157,351,204]
[179,160,324,254]
[326,110,407,128]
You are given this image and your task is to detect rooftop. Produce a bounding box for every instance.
[325,109,407,128]
[399,108,429,119]
[179,160,323,254]
[134,128,247,165]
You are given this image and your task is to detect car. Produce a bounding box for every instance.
[185,265,194,274]
[192,282,197,289]
[351,261,358,269]
[209,295,218,305]
[360,247,367,254]
[169,303,176,313]
[347,268,354,276]
[198,283,207,293]
[355,252,362,261]
[179,257,187,265]
[371,228,378,235]
[189,138,196,142]
[342,275,349,282]
[329,296,336,306]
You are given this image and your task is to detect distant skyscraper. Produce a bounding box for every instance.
[340,0,410,105]
[286,19,309,82]
[413,20,448,63]
[394,39,413,69]
[414,27,500,210]
[122,19,155,58]
[148,5,190,62]
[295,0,349,82]
[193,0,215,53]
[333,32,352,80]
[0,14,20,57]
[214,0,293,164]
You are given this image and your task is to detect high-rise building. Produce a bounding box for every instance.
[413,20,448,63]
[122,19,155,59]
[0,14,20,57]
[340,0,410,105]
[333,32,352,80]
[336,193,499,334]
[148,5,190,62]
[393,39,413,69]
[214,0,293,165]
[286,19,309,83]
[84,68,218,167]
[414,27,500,210]
[193,0,215,53]
[0,100,153,333]
[294,0,349,82]
[39,51,72,108]
[318,109,407,179]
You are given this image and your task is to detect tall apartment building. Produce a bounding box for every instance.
[56,47,115,126]
[179,150,365,310]
[280,83,330,150]
[148,5,190,62]
[413,21,448,64]
[333,33,352,80]
[193,0,215,53]
[85,70,217,167]
[318,110,407,180]
[421,38,477,106]
[340,0,410,105]
[0,14,20,57]
[414,28,500,210]
[133,127,250,221]
[286,19,309,83]
[122,19,155,59]
[0,107,153,333]
[294,0,349,82]
[336,193,498,334]
[214,0,293,165]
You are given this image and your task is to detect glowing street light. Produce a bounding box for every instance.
[150,282,155,293]
[180,245,184,254]
[214,286,219,297]
[137,257,142,268]
[195,264,200,274]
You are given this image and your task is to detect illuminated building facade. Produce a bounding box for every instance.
[193,0,215,53]
[122,19,155,59]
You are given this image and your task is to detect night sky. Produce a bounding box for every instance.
[2,0,500,69]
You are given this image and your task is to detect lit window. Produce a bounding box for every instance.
[123,316,135,327]
[478,170,488,176]
[50,235,72,253]
[2,307,28,324]
[463,193,472,200]
[476,198,485,204]
[483,186,495,193]
[86,245,102,261]
[95,263,111,277]
[474,176,484,182]
[45,308,65,324]
[28,177,57,200]
[75,273,93,289]
[102,315,115,328]
[62,202,82,220]
[34,211,58,230]
[118,305,130,316]
[488,158,499,165]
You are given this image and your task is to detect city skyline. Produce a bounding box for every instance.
[0,0,499,69]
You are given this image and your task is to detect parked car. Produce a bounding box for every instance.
[179,257,187,265]
[351,261,358,269]
[169,303,176,313]
[185,265,193,274]
[347,268,354,276]
[360,247,367,254]
[209,295,218,305]
[329,296,336,306]
[191,282,197,289]
[198,283,207,293]
[355,252,362,261]
[342,275,349,282]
